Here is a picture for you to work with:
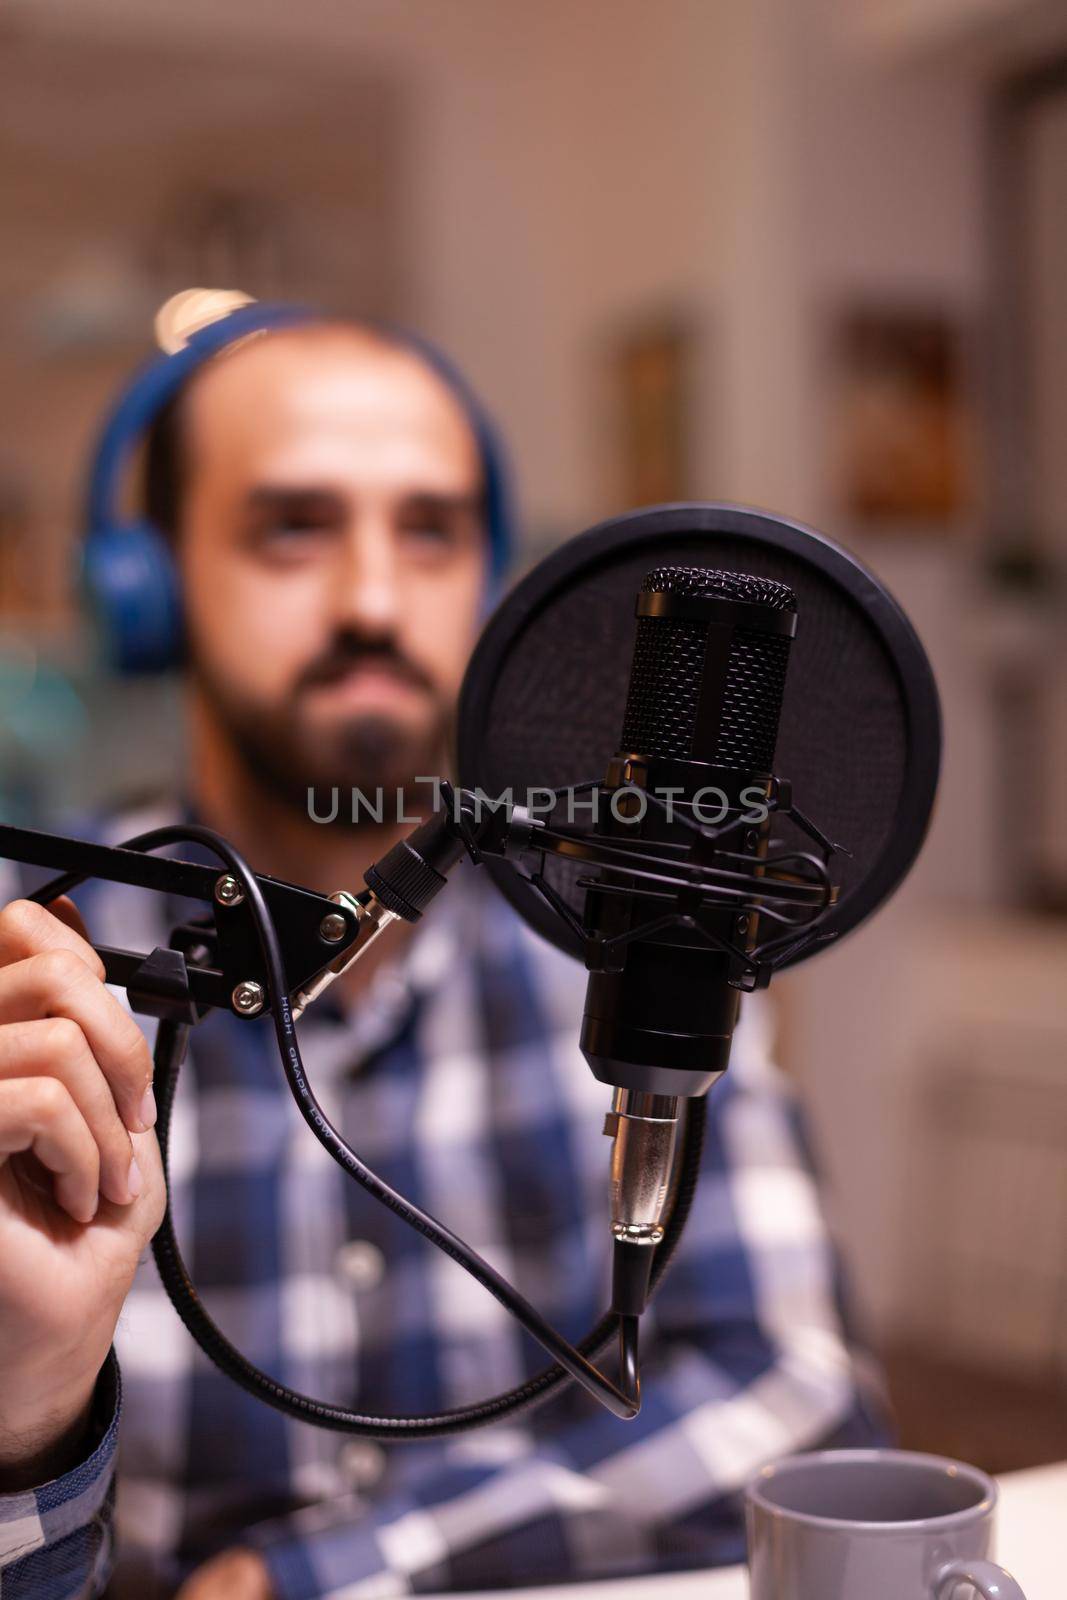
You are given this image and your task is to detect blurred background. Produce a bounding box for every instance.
[1,0,1065,1474]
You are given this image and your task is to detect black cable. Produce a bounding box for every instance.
[152,1014,705,1437]
[618,1316,641,1410]
[33,825,707,1436]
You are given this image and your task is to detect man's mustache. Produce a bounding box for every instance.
[293,637,437,698]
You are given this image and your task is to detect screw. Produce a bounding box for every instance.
[319,912,348,943]
[745,829,760,850]
[232,980,265,1016]
[215,874,244,907]
[736,914,750,934]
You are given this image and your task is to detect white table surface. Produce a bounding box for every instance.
[436,1461,1066,1599]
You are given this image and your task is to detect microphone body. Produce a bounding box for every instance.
[581,564,797,1099]
[581,566,797,1259]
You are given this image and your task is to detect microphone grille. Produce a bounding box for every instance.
[620,566,797,767]
[639,565,796,611]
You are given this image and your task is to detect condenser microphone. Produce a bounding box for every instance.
[456,501,939,1326]
[580,565,798,1259]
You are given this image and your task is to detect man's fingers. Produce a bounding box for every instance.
[0,951,154,1134]
[0,1077,100,1224]
[0,900,105,981]
[173,1547,274,1600]
[126,1127,166,1242]
[0,1017,141,1206]
[45,895,94,946]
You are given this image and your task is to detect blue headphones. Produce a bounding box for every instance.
[81,302,515,674]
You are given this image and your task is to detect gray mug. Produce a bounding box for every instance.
[745,1448,1027,1599]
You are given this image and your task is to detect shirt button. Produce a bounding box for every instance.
[335,1239,386,1291]
[339,1440,386,1489]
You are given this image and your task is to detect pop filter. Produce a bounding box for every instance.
[457,502,941,967]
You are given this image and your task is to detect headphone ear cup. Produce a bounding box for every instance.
[81,520,184,674]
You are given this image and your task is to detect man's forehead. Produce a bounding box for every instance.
[183,327,483,485]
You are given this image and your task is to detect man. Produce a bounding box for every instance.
[0,310,883,1600]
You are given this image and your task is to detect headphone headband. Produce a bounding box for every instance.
[85,303,315,534]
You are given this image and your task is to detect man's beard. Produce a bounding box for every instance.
[192,637,453,828]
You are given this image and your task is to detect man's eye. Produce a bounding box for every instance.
[401,520,451,545]
[253,514,334,551]
[269,517,329,537]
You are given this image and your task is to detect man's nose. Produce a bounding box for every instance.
[333,517,401,637]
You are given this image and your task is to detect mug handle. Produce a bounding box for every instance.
[934,1557,1027,1599]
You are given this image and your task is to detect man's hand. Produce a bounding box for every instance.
[0,897,165,1489]
[175,1547,274,1600]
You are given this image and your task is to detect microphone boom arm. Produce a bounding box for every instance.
[0,820,364,1022]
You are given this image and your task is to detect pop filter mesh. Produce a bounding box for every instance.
[457,508,939,966]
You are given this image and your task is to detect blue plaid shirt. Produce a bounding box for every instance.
[0,804,884,1599]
